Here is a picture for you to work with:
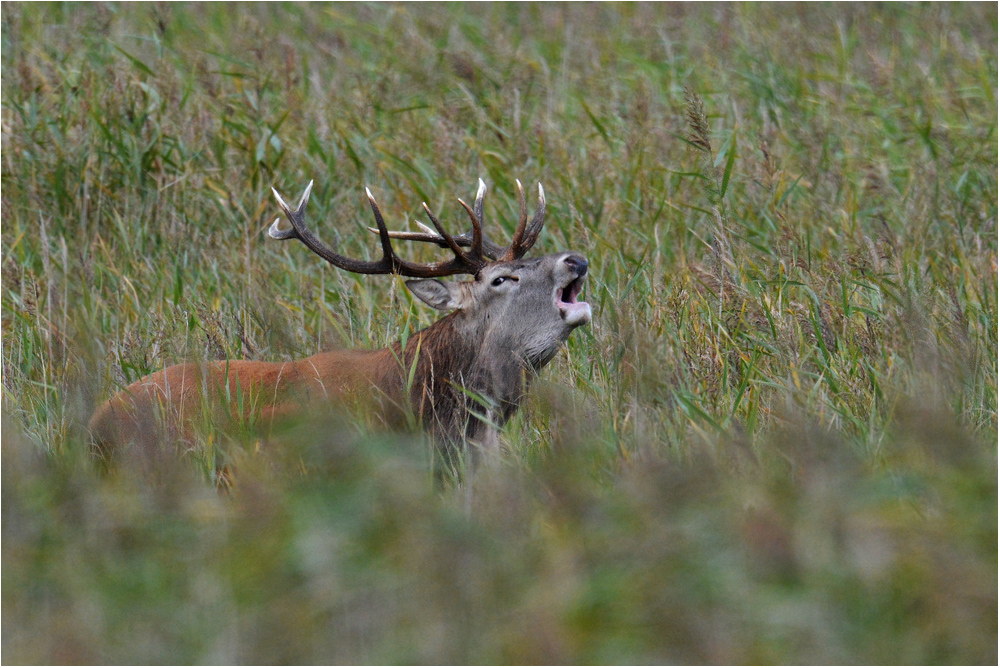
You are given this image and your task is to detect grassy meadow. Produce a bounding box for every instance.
[2,2,997,663]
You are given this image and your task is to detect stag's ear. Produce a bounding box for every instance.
[405,279,466,311]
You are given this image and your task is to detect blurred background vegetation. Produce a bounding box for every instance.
[2,2,997,663]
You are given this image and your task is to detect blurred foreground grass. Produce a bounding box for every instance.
[2,3,997,663]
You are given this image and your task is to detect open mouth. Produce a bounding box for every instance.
[556,275,592,326]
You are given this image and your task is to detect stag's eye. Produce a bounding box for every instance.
[491,275,517,287]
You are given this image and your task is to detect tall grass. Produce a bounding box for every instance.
[2,3,997,663]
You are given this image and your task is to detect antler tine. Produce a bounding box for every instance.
[515,182,546,257]
[367,220,440,241]
[270,181,486,278]
[373,231,510,257]
[269,181,311,240]
[500,179,529,261]
[366,221,452,249]
[457,197,485,263]
[474,178,486,231]
[365,187,399,268]
[365,212,507,259]
[421,202,471,262]
[268,216,300,240]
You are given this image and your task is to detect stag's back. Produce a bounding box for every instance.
[88,348,404,462]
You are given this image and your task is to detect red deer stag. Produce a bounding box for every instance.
[89,178,591,470]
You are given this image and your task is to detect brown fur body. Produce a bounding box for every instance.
[89,308,534,466]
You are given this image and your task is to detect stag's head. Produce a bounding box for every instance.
[269,178,591,368]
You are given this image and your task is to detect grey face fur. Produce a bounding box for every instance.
[406,251,591,370]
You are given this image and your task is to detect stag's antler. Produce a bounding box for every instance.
[371,179,546,261]
[269,181,489,278]
[270,179,548,276]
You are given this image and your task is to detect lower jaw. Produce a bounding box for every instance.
[560,303,592,327]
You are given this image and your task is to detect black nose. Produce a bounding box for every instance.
[563,254,588,276]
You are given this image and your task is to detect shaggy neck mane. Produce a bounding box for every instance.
[388,311,532,444]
